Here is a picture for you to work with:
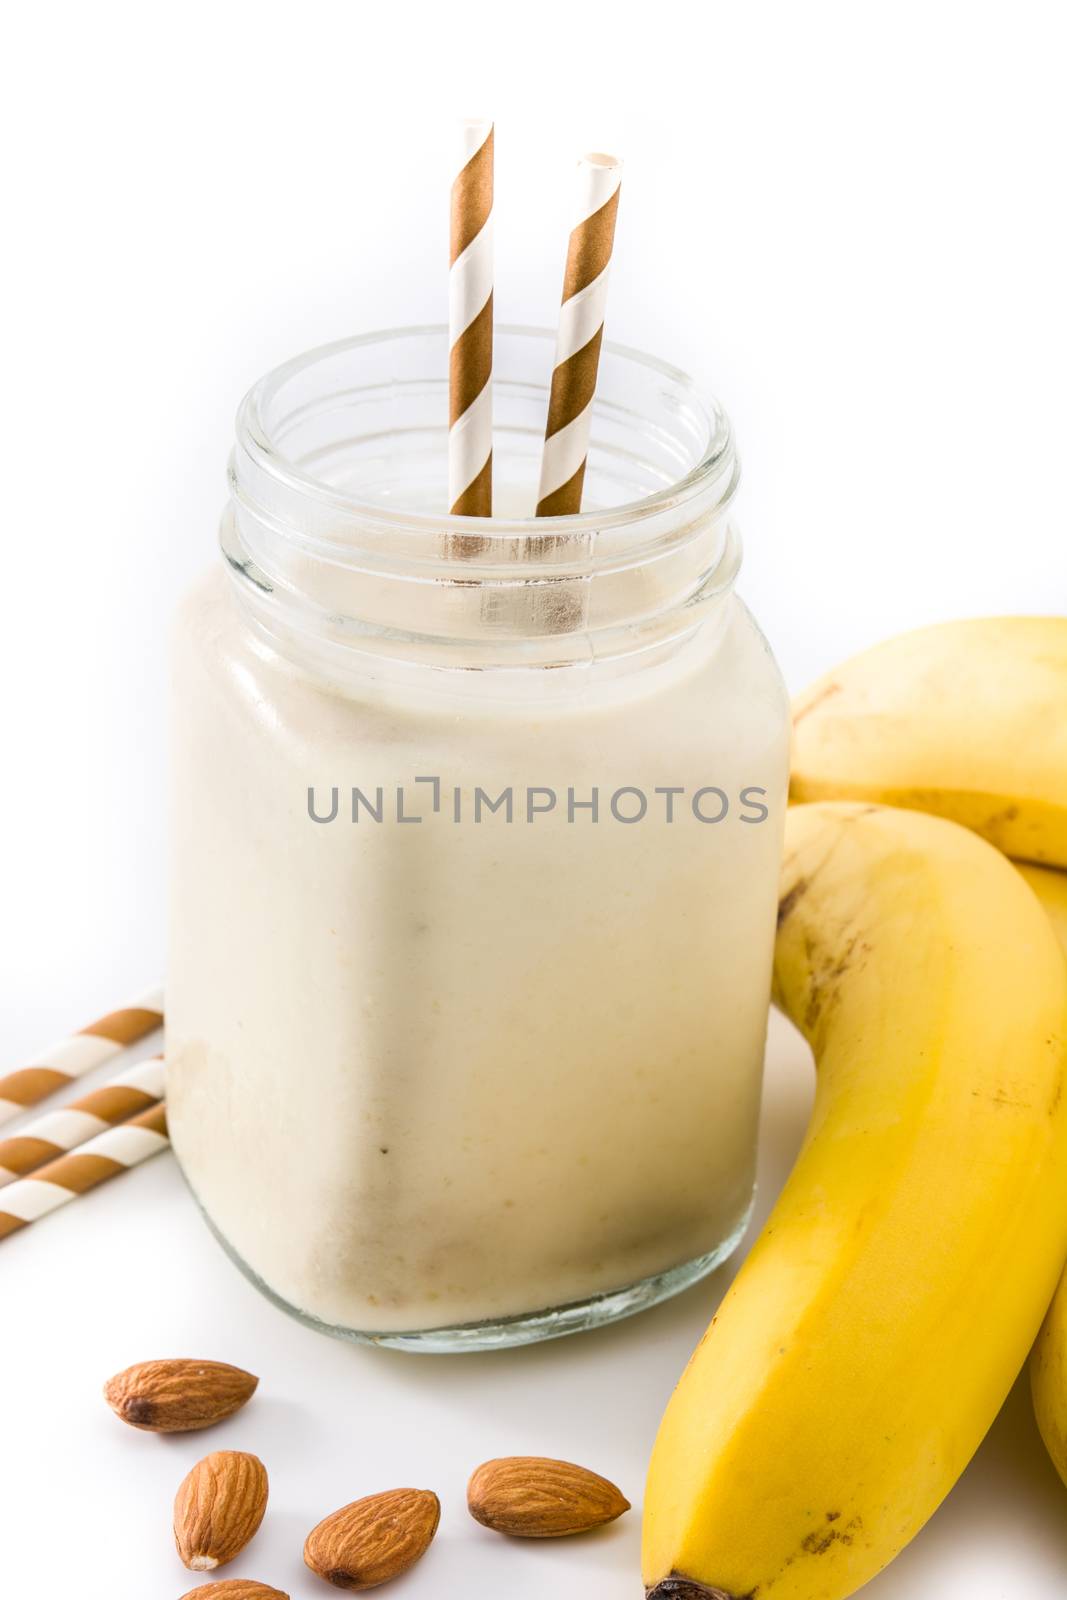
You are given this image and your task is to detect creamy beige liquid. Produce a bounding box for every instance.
[167,569,788,1334]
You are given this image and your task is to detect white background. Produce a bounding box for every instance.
[2,2,1066,1596]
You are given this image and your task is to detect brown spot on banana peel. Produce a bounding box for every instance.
[800,1522,855,1555]
[794,1512,863,1562]
[791,679,842,727]
[805,932,866,1030]
[777,805,884,932]
[776,808,880,1031]
[777,877,809,926]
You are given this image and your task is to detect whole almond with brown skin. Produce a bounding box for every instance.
[304,1488,440,1590]
[174,1450,269,1570]
[467,1456,630,1537]
[104,1358,258,1433]
[178,1585,288,1600]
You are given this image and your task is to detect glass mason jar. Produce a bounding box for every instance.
[167,326,790,1351]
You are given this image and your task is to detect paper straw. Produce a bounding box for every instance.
[449,118,494,517]
[0,1100,169,1241]
[0,1054,165,1186]
[0,985,163,1128]
[537,153,622,517]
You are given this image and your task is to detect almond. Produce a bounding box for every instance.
[178,1585,289,1600]
[303,1488,440,1590]
[104,1358,258,1433]
[174,1450,269,1570]
[467,1455,630,1537]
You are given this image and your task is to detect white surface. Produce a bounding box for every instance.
[4,1017,1067,1600]
[3,1,1067,1595]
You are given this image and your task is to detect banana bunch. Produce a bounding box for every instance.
[643,618,1067,1600]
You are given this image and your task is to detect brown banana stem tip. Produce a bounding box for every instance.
[646,1580,739,1600]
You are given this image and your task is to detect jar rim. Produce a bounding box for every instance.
[238,323,735,537]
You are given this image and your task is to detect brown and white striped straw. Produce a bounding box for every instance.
[449,119,494,517]
[537,153,622,517]
[0,1099,169,1242]
[0,984,163,1128]
[0,1054,165,1186]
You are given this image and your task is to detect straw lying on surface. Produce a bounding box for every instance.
[537,153,622,517]
[0,985,163,1127]
[0,1100,169,1241]
[0,1054,165,1186]
[449,118,494,517]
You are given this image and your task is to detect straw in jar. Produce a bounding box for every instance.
[537,153,622,517]
[449,118,495,519]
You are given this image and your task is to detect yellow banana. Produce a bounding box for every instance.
[790,617,1067,867]
[1024,862,1067,1493]
[1021,861,1067,954]
[643,802,1067,1600]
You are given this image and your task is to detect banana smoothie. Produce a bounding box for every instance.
[166,328,790,1347]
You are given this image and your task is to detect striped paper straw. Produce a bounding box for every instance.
[0,985,163,1128]
[0,1100,169,1242]
[0,1054,165,1186]
[449,118,494,517]
[536,153,622,517]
